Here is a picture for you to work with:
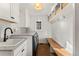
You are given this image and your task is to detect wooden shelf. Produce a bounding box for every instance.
[48,38,71,56]
[48,3,69,22]
[55,48,71,56]
[0,18,16,23]
[48,38,61,49]
[61,3,68,9]
[48,4,57,21]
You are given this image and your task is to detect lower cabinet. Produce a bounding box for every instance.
[10,35,33,56]
[14,40,27,56]
[0,40,27,56]
[26,36,33,56]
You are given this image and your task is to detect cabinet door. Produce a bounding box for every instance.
[21,40,27,56]
[0,3,10,20]
[10,3,19,23]
[25,9,30,27]
[14,40,27,56]
[19,4,30,27]
[26,36,32,56]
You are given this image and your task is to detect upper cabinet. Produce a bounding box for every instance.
[10,3,19,23]
[0,4,10,21]
[19,4,30,27]
[25,9,30,27]
[0,3,19,23]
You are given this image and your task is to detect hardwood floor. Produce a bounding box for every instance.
[36,43,57,56]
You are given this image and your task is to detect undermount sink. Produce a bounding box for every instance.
[0,39,25,50]
[0,39,22,46]
[0,34,27,50]
[10,35,27,39]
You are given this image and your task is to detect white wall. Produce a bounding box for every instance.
[50,14,74,55]
[51,16,73,48]
[50,4,74,55]
[30,15,52,43]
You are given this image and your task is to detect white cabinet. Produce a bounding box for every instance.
[26,36,33,56]
[0,40,27,56]
[25,9,30,27]
[19,4,30,27]
[0,3,19,23]
[0,3,10,20]
[14,40,27,56]
[10,3,19,23]
[10,35,33,56]
[19,5,26,27]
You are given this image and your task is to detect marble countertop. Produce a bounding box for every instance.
[0,39,26,51]
[0,31,36,51]
[12,31,36,36]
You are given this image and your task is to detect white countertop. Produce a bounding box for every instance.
[0,31,36,51]
[0,39,26,51]
[12,31,36,36]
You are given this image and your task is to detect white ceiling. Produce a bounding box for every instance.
[21,3,54,16]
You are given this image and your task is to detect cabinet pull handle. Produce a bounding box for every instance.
[22,49,24,52]
[11,16,15,19]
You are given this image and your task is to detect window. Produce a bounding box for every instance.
[36,21,41,30]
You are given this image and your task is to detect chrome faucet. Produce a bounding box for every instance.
[4,27,13,42]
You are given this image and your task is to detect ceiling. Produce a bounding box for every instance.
[21,3,54,16]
